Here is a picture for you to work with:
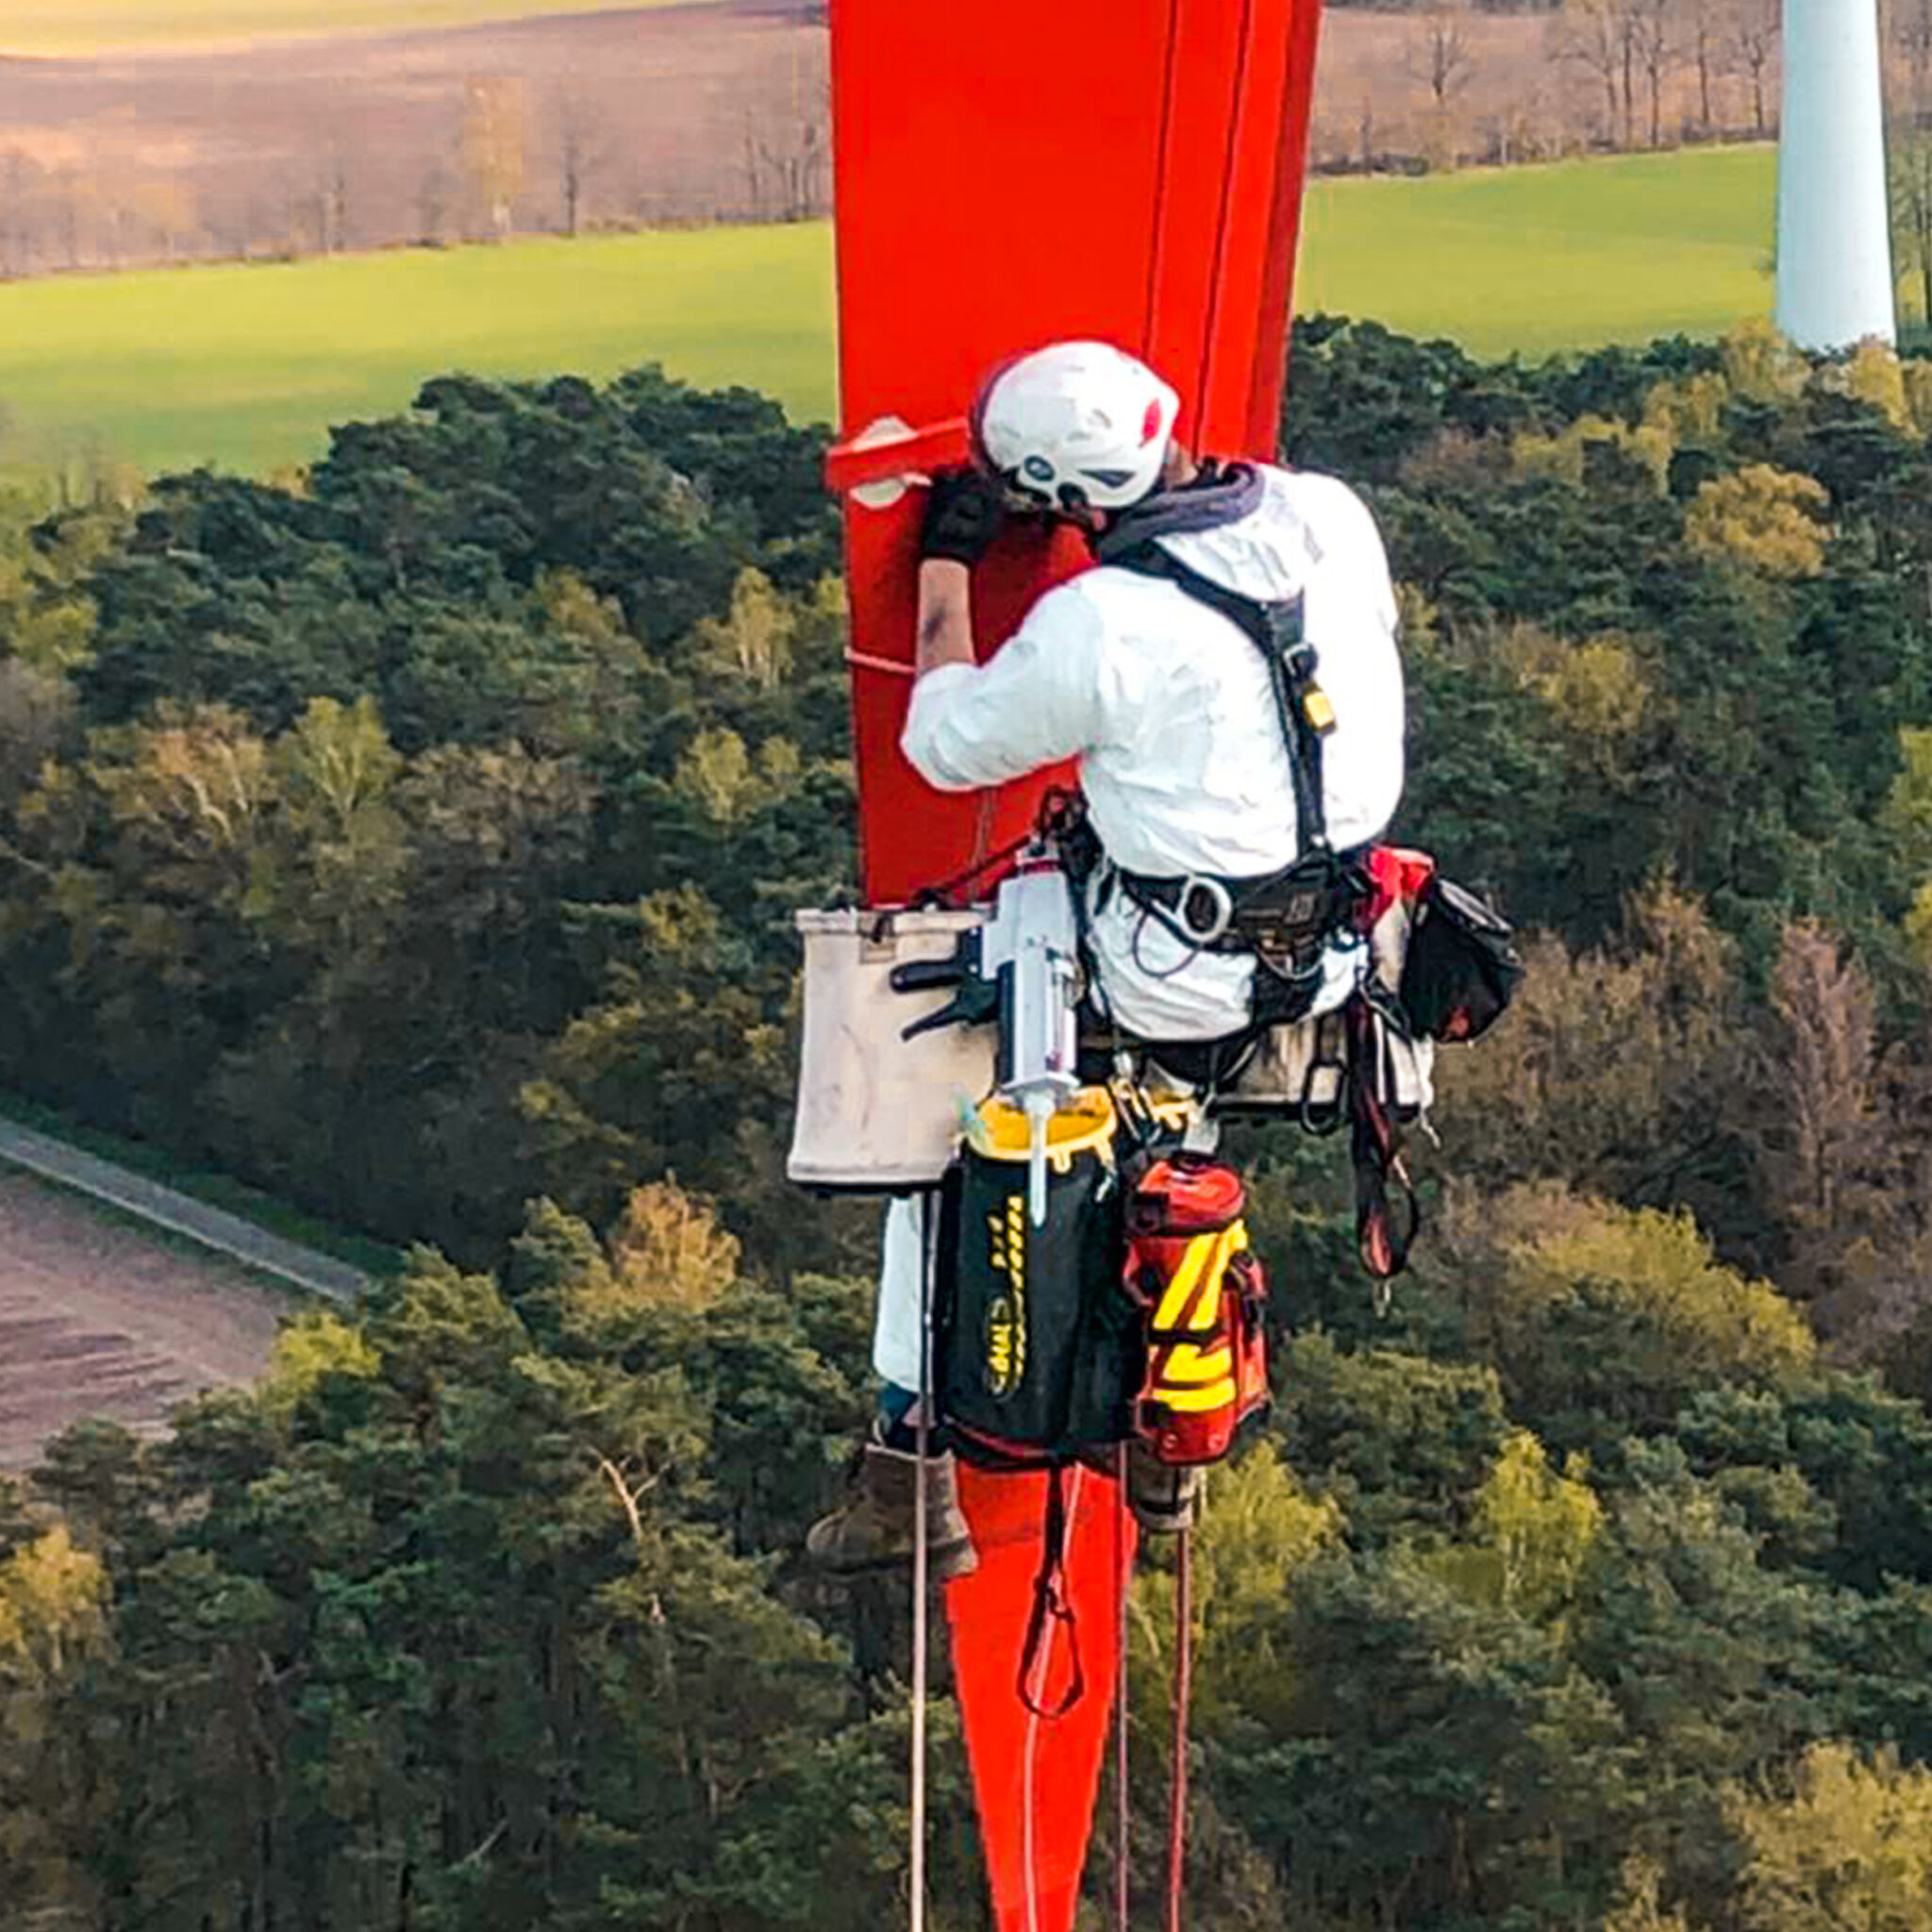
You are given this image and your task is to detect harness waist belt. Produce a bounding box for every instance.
[1116,870,1252,954]
[1116,851,1372,972]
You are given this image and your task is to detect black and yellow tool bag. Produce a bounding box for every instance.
[935,1091,1141,1471]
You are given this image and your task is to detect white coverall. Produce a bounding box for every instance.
[874,462,1406,1390]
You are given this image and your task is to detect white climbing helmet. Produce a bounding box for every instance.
[972,341,1181,513]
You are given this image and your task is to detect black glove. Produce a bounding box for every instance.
[920,467,1007,566]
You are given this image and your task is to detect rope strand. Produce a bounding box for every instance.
[1167,1527,1193,1932]
[910,1197,934,1932]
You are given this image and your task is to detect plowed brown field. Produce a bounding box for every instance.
[0,4,1767,283]
[0,2,830,274]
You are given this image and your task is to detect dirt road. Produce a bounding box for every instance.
[0,1169,294,1470]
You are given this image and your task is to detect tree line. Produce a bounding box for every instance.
[0,39,834,287]
[3,319,1932,1926]
[3,1,1928,288]
[1324,0,1932,187]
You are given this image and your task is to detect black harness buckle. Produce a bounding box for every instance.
[1227,852,1368,986]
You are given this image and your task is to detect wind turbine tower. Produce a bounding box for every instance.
[1775,0,1897,349]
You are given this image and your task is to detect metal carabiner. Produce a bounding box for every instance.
[1174,875,1235,947]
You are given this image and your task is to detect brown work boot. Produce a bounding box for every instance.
[806,1437,979,1581]
[1126,1442,1204,1534]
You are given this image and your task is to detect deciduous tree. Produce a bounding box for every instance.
[459,77,527,242]
[1685,464,1832,578]
[1751,923,1891,1331]
[1723,0,1780,137]
[1728,1742,1932,1931]
[1891,130,1932,334]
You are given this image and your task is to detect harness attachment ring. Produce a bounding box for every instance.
[1173,875,1234,946]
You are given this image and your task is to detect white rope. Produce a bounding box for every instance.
[909,1192,933,1932]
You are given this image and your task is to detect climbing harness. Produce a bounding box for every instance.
[1091,462,1369,1023]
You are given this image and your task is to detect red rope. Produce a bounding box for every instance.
[1114,1445,1131,1932]
[1167,1527,1192,1932]
[907,785,1088,910]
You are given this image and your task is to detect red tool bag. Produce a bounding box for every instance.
[1124,1155,1270,1467]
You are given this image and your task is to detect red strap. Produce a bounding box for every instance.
[1347,997,1419,1279]
[1114,1447,1132,1932]
[1358,844,1437,931]
[1018,1466,1087,1719]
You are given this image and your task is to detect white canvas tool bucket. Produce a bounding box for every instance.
[789,908,995,1191]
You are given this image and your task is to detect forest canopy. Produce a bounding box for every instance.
[4,319,1932,1929]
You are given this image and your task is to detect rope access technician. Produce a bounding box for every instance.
[808,339,1407,1577]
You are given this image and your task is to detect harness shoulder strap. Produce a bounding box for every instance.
[1108,541,1333,858]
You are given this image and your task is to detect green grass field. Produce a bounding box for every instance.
[0,225,841,478]
[1,0,682,54]
[1296,144,1779,358]
[0,145,1790,480]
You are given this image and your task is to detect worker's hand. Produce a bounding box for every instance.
[920,468,1007,567]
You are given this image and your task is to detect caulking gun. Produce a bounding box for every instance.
[891,858,1081,1224]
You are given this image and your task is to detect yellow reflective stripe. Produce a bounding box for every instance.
[1153,1232,1217,1329]
[1189,1225,1246,1330]
[1158,1344,1233,1384]
[1150,1217,1253,1331]
[1152,1225,1230,1329]
[1178,1231,1227,1332]
[1156,1378,1238,1413]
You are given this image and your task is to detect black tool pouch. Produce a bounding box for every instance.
[936,1099,1140,1471]
[1398,877,1525,1042]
